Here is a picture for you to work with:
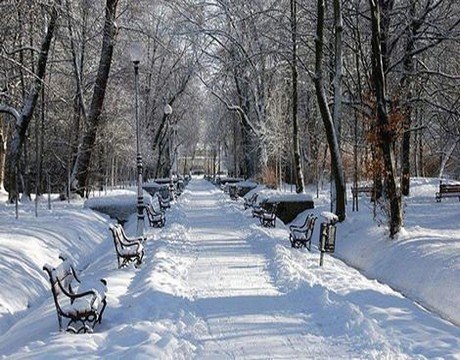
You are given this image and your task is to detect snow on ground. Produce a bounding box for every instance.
[0,178,459,359]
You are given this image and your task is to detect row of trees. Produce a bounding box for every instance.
[1,0,459,236]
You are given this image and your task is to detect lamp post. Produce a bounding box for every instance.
[164,104,173,180]
[173,122,178,177]
[131,44,144,237]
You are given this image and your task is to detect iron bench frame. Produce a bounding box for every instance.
[109,223,145,268]
[289,214,317,250]
[43,255,107,333]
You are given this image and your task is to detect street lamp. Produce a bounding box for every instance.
[130,44,144,237]
[164,104,173,180]
[164,103,172,116]
[173,121,178,177]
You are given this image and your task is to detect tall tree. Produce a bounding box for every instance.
[0,114,6,193]
[0,4,59,201]
[314,0,346,221]
[369,0,402,237]
[70,0,119,196]
[291,0,305,193]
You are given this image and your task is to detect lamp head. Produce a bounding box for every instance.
[164,104,173,115]
[129,43,142,64]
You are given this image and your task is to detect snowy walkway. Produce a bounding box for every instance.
[178,180,354,358]
[1,178,459,359]
[150,180,460,359]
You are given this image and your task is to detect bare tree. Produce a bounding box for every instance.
[291,0,305,193]
[70,0,119,196]
[0,4,59,201]
[369,0,402,237]
[314,0,346,221]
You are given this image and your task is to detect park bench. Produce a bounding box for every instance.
[43,254,107,333]
[254,202,278,227]
[244,193,258,210]
[289,214,317,250]
[252,199,266,219]
[229,185,238,200]
[157,194,171,210]
[109,223,145,268]
[146,203,165,228]
[435,181,460,202]
[261,203,278,227]
[351,185,375,198]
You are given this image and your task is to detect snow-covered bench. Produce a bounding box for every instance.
[157,194,171,210]
[146,203,165,228]
[43,254,107,333]
[261,203,278,227]
[435,181,460,202]
[109,224,145,268]
[244,193,258,210]
[253,202,278,227]
[351,185,375,198]
[289,214,317,250]
[229,185,238,200]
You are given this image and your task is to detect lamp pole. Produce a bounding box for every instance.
[164,104,173,180]
[132,51,144,237]
[173,122,178,177]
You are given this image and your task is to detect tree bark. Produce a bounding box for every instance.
[70,0,118,196]
[314,0,346,222]
[291,0,304,193]
[0,114,6,193]
[369,0,402,237]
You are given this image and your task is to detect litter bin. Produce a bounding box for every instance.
[319,211,338,266]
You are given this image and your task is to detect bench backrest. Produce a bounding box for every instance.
[296,214,316,231]
[440,184,460,192]
[110,223,143,248]
[306,215,317,233]
[43,258,79,318]
[44,259,75,293]
[110,224,126,252]
[148,203,162,216]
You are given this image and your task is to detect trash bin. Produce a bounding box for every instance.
[318,211,338,266]
[319,222,336,253]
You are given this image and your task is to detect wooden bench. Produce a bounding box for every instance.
[289,214,317,250]
[157,194,171,211]
[109,224,145,268]
[252,200,265,219]
[254,202,278,227]
[435,181,460,202]
[229,185,238,200]
[244,193,258,210]
[351,185,375,198]
[43,255,107,333]
[146,203,165,228]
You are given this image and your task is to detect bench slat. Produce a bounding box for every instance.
[436,182,460,202]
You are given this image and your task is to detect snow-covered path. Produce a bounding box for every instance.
[1,178,460,359]
[178,180,357,358]
[160,180,460,359]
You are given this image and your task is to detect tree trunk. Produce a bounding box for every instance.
[291,0,305,193]
[70,0,118,195]
[400,0,416,196]
[314,0,346,222]
[369,0,402,237]
[5,5,58,201]
[0,114,6,193]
